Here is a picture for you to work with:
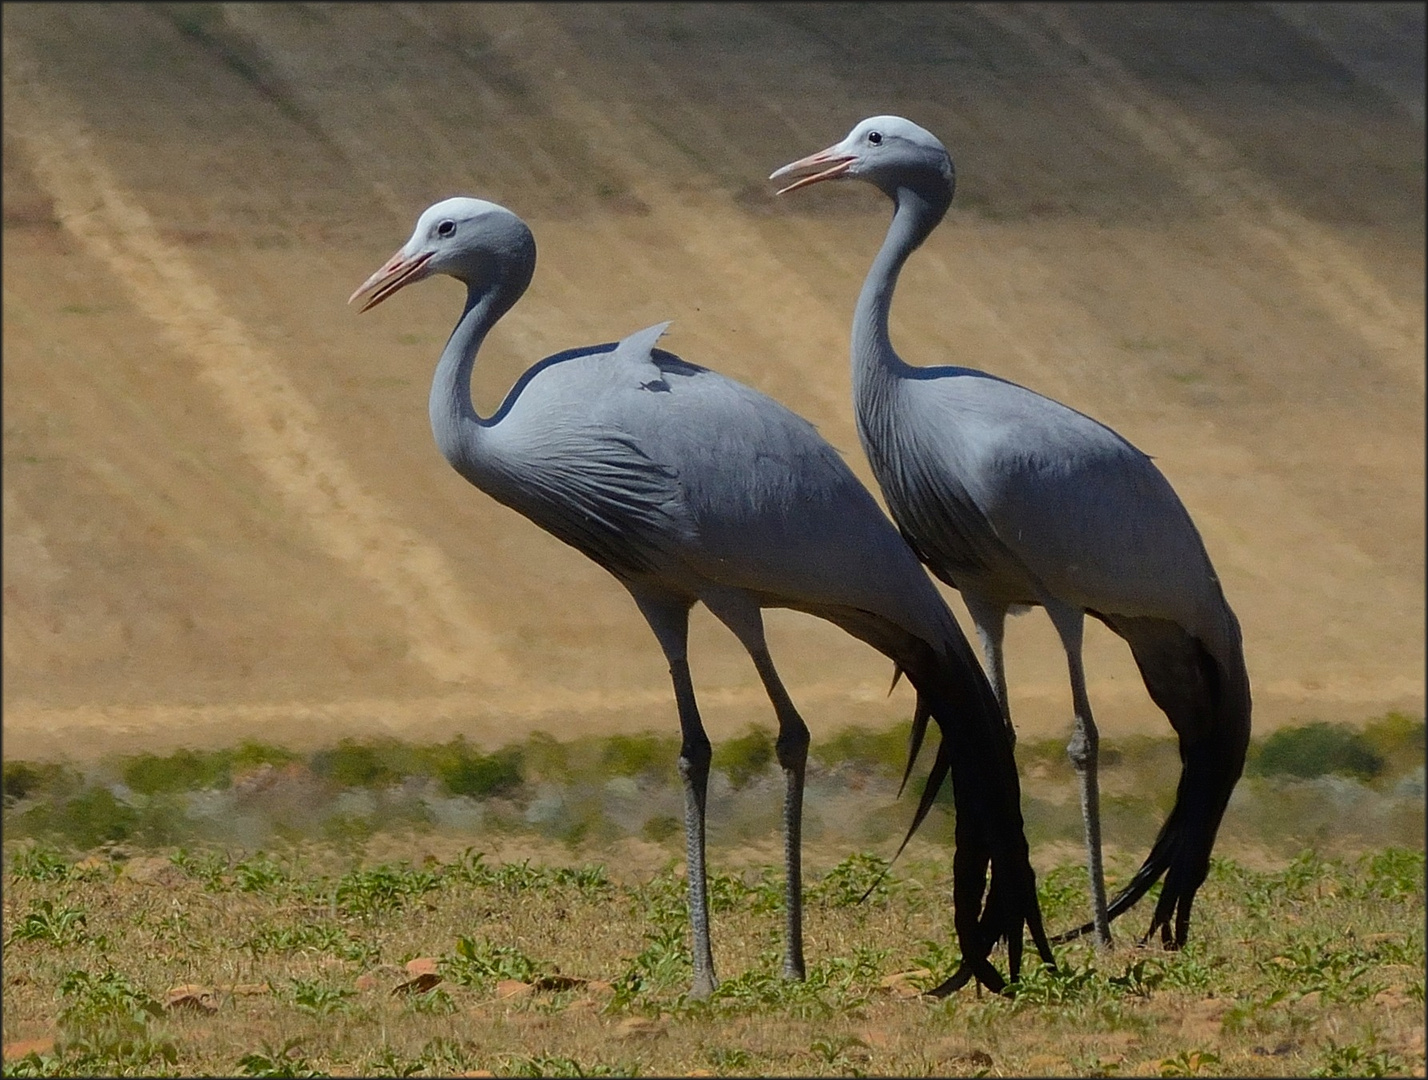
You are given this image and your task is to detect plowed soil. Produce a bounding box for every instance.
[3,3,1423,762]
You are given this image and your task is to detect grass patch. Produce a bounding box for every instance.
[8,710,1404,1072]
[0,839,1420,1076]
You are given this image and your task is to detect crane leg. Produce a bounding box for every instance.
[965,597,1014,746]
[1046,602,1113,948]
[633,592,718,999]
[675,706,719,999]
[705,591,810,982]
[757,653,810,982]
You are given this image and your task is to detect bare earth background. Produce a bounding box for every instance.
[3,3,1423,765]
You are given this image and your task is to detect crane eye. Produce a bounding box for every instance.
[867,131,883,145]
[436,220,456,238]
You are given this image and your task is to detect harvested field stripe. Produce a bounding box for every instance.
[0,679,898,759]
[1,37,512,686]
[4,671,1419,762]
[979,3,1425,390]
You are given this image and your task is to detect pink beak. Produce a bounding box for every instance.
[348,248,433,312]
[768,145,856,195]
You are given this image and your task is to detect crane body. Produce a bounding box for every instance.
[772,117,1251,950]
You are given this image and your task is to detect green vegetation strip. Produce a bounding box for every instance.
[2,715,1422,857]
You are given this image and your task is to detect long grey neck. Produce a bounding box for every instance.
[428,283,514,483]
[851,185,949,419]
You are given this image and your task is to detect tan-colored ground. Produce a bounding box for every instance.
[3,3,1423,763]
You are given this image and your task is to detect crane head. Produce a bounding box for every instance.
[769,115,953,198]
[349,197,535,312]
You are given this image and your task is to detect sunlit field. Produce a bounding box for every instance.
[3,717,1423,1077]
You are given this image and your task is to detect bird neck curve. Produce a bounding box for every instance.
[851,184,949,412]
[428,277,522,478]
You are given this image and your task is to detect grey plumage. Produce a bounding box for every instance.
[772,116,1251,951]
[350,196,1052,998]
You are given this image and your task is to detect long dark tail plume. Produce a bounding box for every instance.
[800,604,1055,994]
[898,646,1055,993]
[1053,616,1251,947]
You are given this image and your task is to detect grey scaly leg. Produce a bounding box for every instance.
[632,592,718,997]
[966,596,1014,746]
[674,692,718,997]
[1046,602,1112,948]
[705,592,809,981]
[754,651,810,981]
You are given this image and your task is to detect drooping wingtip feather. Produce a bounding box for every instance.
[894,722,953,865]
[898,698,931,799]
[857,714,952,905]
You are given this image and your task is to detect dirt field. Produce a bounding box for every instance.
[3,3,1423,763]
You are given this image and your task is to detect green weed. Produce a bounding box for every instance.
[9,898,88,946]
[1360,713,1426,777]
[810,1033,872,1073]
[1259,936,1384,1003]
[706,964,837,1019]
[233,852,291,894]
[244,922,374,964]
[236,1038,326,1077]
[1007,960,1105,1009]
[10,1033,181,1078]
[1354,847,1424,901]
[501,1054,629,1077]
[1310,1040,1407,1077]
[168,847,231,889]
[1158,1048,1220,1076]
[442,935,545,988]
[910,936,960,988]
[1148,944,1221,993]
[7,844,72,882]
[809,851,893,906]
[366,1045,426,1076]
[706,1046,754,1070]
[405,986,457,1015]
[4,722,1421,858]
[334,862,440,917]
[0,838,1419,1075]
[612,920,690,1003]
[57,967,164,1036]
[408,1038,481,1073]
[289,978,356,1016]
[1036,862,1088,924]
[309,739,401,788]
